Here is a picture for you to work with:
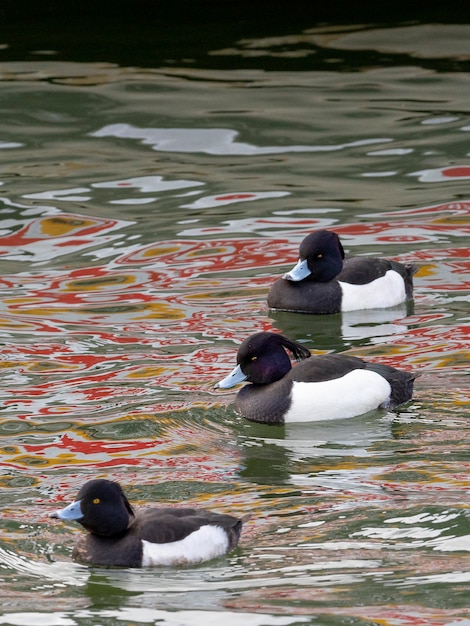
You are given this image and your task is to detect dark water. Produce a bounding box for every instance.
[0,7,469,626]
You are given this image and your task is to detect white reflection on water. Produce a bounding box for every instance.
[340,305,410,342]
[77,609,309,625]
[422,116,460,125]
[84,562,372,594]
[21,176,204,203]
[0,609,310,626]
[237,557,381,577]
[91,123,392,155]
[354,526,445,540]
[432,535,470,552]
[385,511,460,525]
[242,413,392,461]
[22,188,93,202]
[398,571,470,587]
[0,547,88,587]
[0,614,75,626]
[351,509,470,552]
[92,175,205,193]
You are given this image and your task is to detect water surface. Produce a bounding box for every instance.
[0,15,469,626]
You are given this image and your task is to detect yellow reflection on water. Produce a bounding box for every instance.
[142,245,182,258]
[64,274,138,291]
[39,216,97,237]
[125,366,171,379]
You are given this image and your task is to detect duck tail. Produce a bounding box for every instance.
[389,372,415,409]
[228,513,252,551]
[367,362,415,409]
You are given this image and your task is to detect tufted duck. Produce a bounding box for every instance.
[50,479,246,567]
[267,230,416,314]
[215,331,414,423]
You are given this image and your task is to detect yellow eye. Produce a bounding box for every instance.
[317,253,323,259]
[250,356,258,361]
[93,498,100,504]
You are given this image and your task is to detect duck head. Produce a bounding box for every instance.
[283,230,345,282]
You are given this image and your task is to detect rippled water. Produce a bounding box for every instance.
[0,13,469,626]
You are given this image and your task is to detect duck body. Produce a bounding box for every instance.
[50,479,245,567]
[267,230,416,314]
[215,332,414,424]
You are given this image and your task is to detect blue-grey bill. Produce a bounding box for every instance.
[215,364,248,389]
[50,499,84,520]
[283,258,311,281]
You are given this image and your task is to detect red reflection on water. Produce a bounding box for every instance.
[113,237,296,274]
[443,166,470,177]
[0,202,467,432]
[411,166,470,182]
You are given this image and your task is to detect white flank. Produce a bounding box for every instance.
[284,369,391,423]
[141,525,230,567]
[339,270,406,311]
